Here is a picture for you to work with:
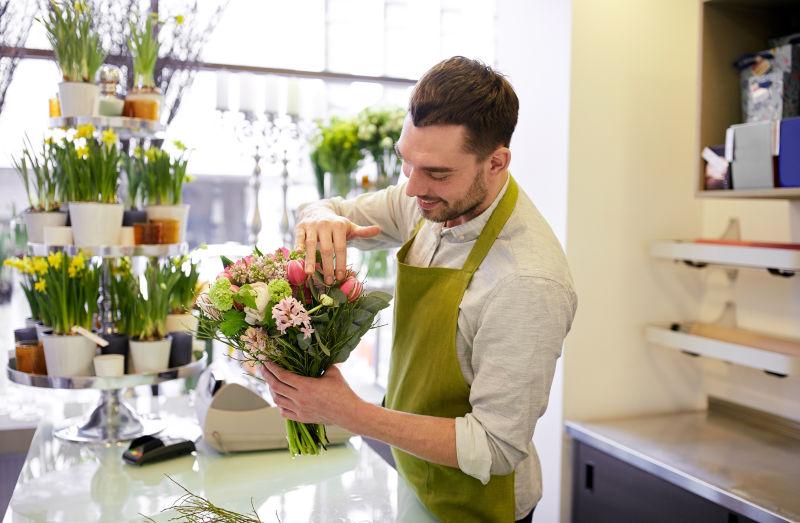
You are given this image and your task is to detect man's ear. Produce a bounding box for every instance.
[487,147,511,176]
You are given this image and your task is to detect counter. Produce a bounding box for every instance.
[566,408,800,523]
[2,394,437,522]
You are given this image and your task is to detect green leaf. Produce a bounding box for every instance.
[297,332,311,350]
[235,284,258,310]
[329,288,346,306]
[221,255,234,268]
[219,309,248,337]
[314,331,331,356]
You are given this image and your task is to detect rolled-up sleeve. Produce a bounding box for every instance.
[455,275,577,483]
[298,181,419,250]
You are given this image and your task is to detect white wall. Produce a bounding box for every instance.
[495,1,572,521]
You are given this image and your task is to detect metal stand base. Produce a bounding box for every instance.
[54,389,165,443]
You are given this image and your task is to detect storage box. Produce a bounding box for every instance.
[727,121,777,190]
[736,43,800,123]
[778,117,800,187]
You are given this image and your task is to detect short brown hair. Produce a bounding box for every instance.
[408,56,519,157]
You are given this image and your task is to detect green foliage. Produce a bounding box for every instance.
[168,255,200,313]
[129,13,160,88]
[40,1,105,83]
[356,106,405,184]
[112,262,180,340]
[309,116,363,180]
[130,143,192,205]
[13,137,60,212]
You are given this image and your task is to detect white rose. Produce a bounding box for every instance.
[244,282,270,325]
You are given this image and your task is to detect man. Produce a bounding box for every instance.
[261,56,577,522]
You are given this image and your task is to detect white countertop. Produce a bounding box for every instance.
[2,394,437,523]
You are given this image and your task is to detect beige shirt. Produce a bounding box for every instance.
[300,176,577,519]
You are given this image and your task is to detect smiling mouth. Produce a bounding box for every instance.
[417,197,441,210]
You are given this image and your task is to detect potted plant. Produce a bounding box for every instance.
[125,13,162,120]
[63,124,124,246]
[121,150,147,226]
[4,256,56,336]
[13,139,67,244]
[140,141,193,242]
[126,262,181,374]
[356,105,405,188]
[310,116,364,198]
[103,257,134,371]
[40,1,105,117]
[33,252,100,376]
[165,255,200,334]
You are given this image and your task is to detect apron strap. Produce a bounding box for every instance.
[461,176,519,275]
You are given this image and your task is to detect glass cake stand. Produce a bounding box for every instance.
[6,353,207,443]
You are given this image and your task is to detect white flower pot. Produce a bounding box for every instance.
[145,204,190,243]
[68,202,124,247]
[58,82,100,118]
[93,354,125,377]
[43,226,73,246]
[129,338,172,374]
[42,334,97,377]
[165,313,198,334]
[23,211,68,244]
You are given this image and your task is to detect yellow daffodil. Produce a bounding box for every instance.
[133,146,143,159]
[175,14,185,25]
[68,265,78,278]
[145,147,158,162]
[47,251,63,269]
[32,257,49,275]
[76,145,89,158]
[173,140,187,151]
[101,129,118,148]
[70,253,86,271]
[34,280,46,292]
[75,123,94,139]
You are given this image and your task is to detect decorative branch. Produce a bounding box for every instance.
[0,1,38,115]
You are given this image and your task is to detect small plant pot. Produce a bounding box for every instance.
[25,317,36,328]
[68,202,124,247]
[14,327,38,343]
[42,334,97,377]
[168,331,193,368]
[145,204,190,243]
[35,322,53,339]
[122,208,148,227]
[93,354,124,377]
[58,81,100,118]
[165,313,198,334]
[129,337,172,374]
[100,333,130,373]
[15,340,47,375]
[23,210,68,244]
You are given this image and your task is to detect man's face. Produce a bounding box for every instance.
[396,116,489,225]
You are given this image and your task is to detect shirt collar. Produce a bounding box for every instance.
[438,175,511,243]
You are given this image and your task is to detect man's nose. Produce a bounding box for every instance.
[404,166,424,198]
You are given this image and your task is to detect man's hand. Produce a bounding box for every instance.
[294,210,380,285]
[259,362,363,427]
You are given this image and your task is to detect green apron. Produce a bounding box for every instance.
[386,177,519,523]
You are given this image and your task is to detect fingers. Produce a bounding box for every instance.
[294,227,306,251]
[303,230,317,276]
[263,362,300,390]
[348,224,381,240]
[333,226,347,281]
[318,233,335,285]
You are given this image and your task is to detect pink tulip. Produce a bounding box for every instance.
[287,259,307,286]
[339,276,363,302]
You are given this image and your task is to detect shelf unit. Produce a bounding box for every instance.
[645,325,800,377]
[27,242,188,258]
[49,116,165,140]
[697,0,800,199]
[650,240,800,275]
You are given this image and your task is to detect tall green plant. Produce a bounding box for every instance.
[60,124,121,203]
[120,263,181,341]
[169,256,200,314]
[137,142,192,205]
[12,138,60,212]
[129,13,159,89]
[310,116,363,176]
[356,106,405,185]
[40,1,105,83]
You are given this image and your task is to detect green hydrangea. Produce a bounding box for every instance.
[209,277,234,311]
[267,278,292,303]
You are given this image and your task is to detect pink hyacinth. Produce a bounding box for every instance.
[272,297,314,337]
[241,327,268,353]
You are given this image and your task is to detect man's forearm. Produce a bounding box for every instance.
[340,400,459,469]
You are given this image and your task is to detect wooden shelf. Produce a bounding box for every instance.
[645,324,800,376]
[696,188,800,199]
[650,240,800,274]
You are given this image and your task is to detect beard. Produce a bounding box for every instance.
[420,167,489,224]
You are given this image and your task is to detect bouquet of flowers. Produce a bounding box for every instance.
[196,247,392,456]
